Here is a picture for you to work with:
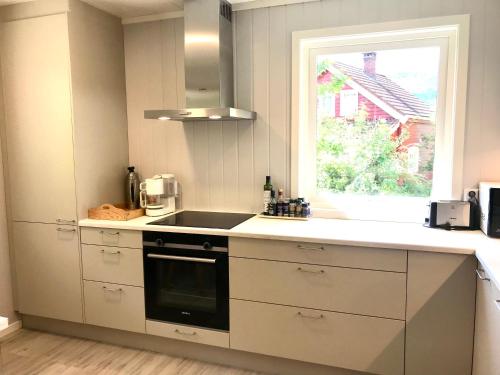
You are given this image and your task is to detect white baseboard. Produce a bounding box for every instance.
[0,320,22,340]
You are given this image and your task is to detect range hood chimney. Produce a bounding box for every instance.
[144,0,256,122]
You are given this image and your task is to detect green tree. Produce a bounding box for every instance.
[316,114,432,197]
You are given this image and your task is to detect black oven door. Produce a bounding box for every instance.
[143,243,229,331]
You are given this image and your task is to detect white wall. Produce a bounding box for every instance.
[124,0,500,213]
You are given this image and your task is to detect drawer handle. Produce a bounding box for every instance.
[297,311,324,320]
[476,269,490,281]
[495,300,500,311]
[56,218,76,224]
[100,249,121,255]
[297,244,325,251]
[102,286,123,293]
[100,230,120,236]
[56,227,76,233]
[297,267,325,274]
[174,329,197,336]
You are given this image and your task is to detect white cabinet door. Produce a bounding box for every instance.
[13,222,83,323]
[473,265,500,375]
[1,14,77,223]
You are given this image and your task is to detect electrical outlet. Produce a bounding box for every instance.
[463,188,479,202]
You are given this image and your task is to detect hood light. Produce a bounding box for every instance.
[209,115,222,120]
[158,116,171,121]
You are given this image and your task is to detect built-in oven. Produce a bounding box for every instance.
[143,231,229,331]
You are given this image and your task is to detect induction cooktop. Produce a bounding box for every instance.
[147,211,255,230]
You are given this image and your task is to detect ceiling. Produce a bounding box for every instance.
[0,0,255,18]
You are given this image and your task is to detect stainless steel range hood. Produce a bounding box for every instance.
[144,0,256,122]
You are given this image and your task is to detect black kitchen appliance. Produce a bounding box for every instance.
[479,183,500,238]
[143,231,229,330]
[147,210,255,230]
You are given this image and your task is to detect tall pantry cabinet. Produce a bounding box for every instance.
[0,0,129,322]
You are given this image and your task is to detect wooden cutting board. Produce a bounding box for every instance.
[88,203,144,221]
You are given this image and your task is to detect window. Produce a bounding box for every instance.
[339,89,358,117]
[317,94,335,118]
[292,16,470,222]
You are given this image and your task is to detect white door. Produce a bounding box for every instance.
[13,222,83,323]
[1,13,77,223]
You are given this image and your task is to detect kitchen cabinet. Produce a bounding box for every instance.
[405,252,476,375]
[230,257,407,319]
[0,0,128,224]
[0,0,129,320]
[230,299,405,375]
[84,280,145,333]
[1,12,77,224]
[80,227,142,249]
[81,244,144,287]
[146,320,230,348]
[472,263,500,375]
[12,222,82,323]
[230,239,477,375]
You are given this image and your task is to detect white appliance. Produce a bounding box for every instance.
[140,174,178,216]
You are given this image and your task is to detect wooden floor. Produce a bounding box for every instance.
[0,329,265,375]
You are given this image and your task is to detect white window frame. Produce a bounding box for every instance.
[291,15,470,222]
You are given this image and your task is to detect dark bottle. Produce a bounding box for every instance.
[267,190,277,216]
[263,176,273,213]
[125,166,140,209]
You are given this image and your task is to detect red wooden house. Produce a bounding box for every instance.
[317,52,434,173]
[318,52,434,146]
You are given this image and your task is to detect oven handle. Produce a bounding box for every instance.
[147,253,216,264]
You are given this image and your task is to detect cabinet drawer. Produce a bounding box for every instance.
[146,320,229,348]
[82,244,143,287]
[83,281,145,333]
[81,227,142,249]
[230,299,404,375]
[230,258,406,319]
[229,238,407,272]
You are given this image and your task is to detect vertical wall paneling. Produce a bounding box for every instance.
[208,122,225,209]
[285,4,305,196]
[269,6,287,194]
[235,10,255,211]
[222,122,239,210]
[193,122,210,209]
[462,0,485,188]
[480,0,500,181]
[440,0,465,16]
[124,0,500,213]
[357,0,381,24]
[419,0,439,18]
[124,22,163,180]
[252,7,271,212]
[339,0,360,26]
[399,1,420,19]
[378,0,400,22]
[155,19,176,173]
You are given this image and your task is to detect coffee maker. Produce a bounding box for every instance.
[140,174,178,216]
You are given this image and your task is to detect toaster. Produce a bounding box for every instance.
[426,200,472,229]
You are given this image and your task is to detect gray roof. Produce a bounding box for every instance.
[332,61,433,120]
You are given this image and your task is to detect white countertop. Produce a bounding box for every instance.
[79,213,500,288]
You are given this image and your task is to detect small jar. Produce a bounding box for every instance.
[301,203,308,217]
[277,202,283,216]
[283,199,289,217]
[289,200,296,217]
[295,203,302,217]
